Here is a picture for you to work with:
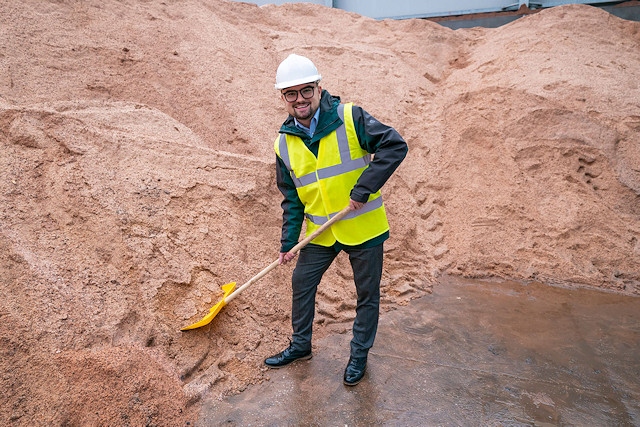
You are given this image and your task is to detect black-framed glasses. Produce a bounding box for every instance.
[282,85,316,103]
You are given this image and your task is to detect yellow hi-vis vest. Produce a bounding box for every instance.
[274,103,389,247]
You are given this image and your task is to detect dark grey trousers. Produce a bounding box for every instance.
[290,243,383,358]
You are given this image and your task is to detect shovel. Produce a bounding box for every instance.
[180,206,352,331]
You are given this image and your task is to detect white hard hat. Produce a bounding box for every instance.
[275,54,322,90]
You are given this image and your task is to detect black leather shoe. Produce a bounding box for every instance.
[343,356,367,386]
[264,346,312,369]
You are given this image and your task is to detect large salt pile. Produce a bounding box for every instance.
[1,1,638,424]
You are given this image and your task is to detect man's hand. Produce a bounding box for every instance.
[349,199,364,210]
[279,251,297,265]
[279,201,361,265]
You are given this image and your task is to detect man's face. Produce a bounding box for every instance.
[281,82,321,126]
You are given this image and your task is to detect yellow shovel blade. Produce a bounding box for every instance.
[180,282,236,331]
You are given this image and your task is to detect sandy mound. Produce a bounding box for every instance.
[1,1,639,424]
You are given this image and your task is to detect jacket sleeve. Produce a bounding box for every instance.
[349,106,408,203]
[276,155,306,252]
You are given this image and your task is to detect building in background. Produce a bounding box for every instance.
[233,1,639,28]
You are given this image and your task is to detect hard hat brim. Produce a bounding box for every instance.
[274,75,322,90]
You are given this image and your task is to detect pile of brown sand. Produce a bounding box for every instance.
[1,0,638,424]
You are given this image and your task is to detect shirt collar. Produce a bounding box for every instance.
[294,107,320,137]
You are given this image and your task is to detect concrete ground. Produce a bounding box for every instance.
[199,276,640,426]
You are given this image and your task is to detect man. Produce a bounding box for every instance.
[264,54,408,386]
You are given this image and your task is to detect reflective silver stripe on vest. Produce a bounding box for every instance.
[305,196,384,225]
[330,104,372,177]
[278,104,371,188]
[279,133,321,187]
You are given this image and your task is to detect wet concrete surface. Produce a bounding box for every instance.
[199,276,640,426]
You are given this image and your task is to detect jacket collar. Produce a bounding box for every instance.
[279,90,342,142]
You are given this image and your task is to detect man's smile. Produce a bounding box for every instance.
[294,102,312,118]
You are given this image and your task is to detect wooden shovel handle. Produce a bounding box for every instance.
[225,207,351,303]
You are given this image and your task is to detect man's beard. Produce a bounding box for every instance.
[292,102,315,122]
[295,110,313,121]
